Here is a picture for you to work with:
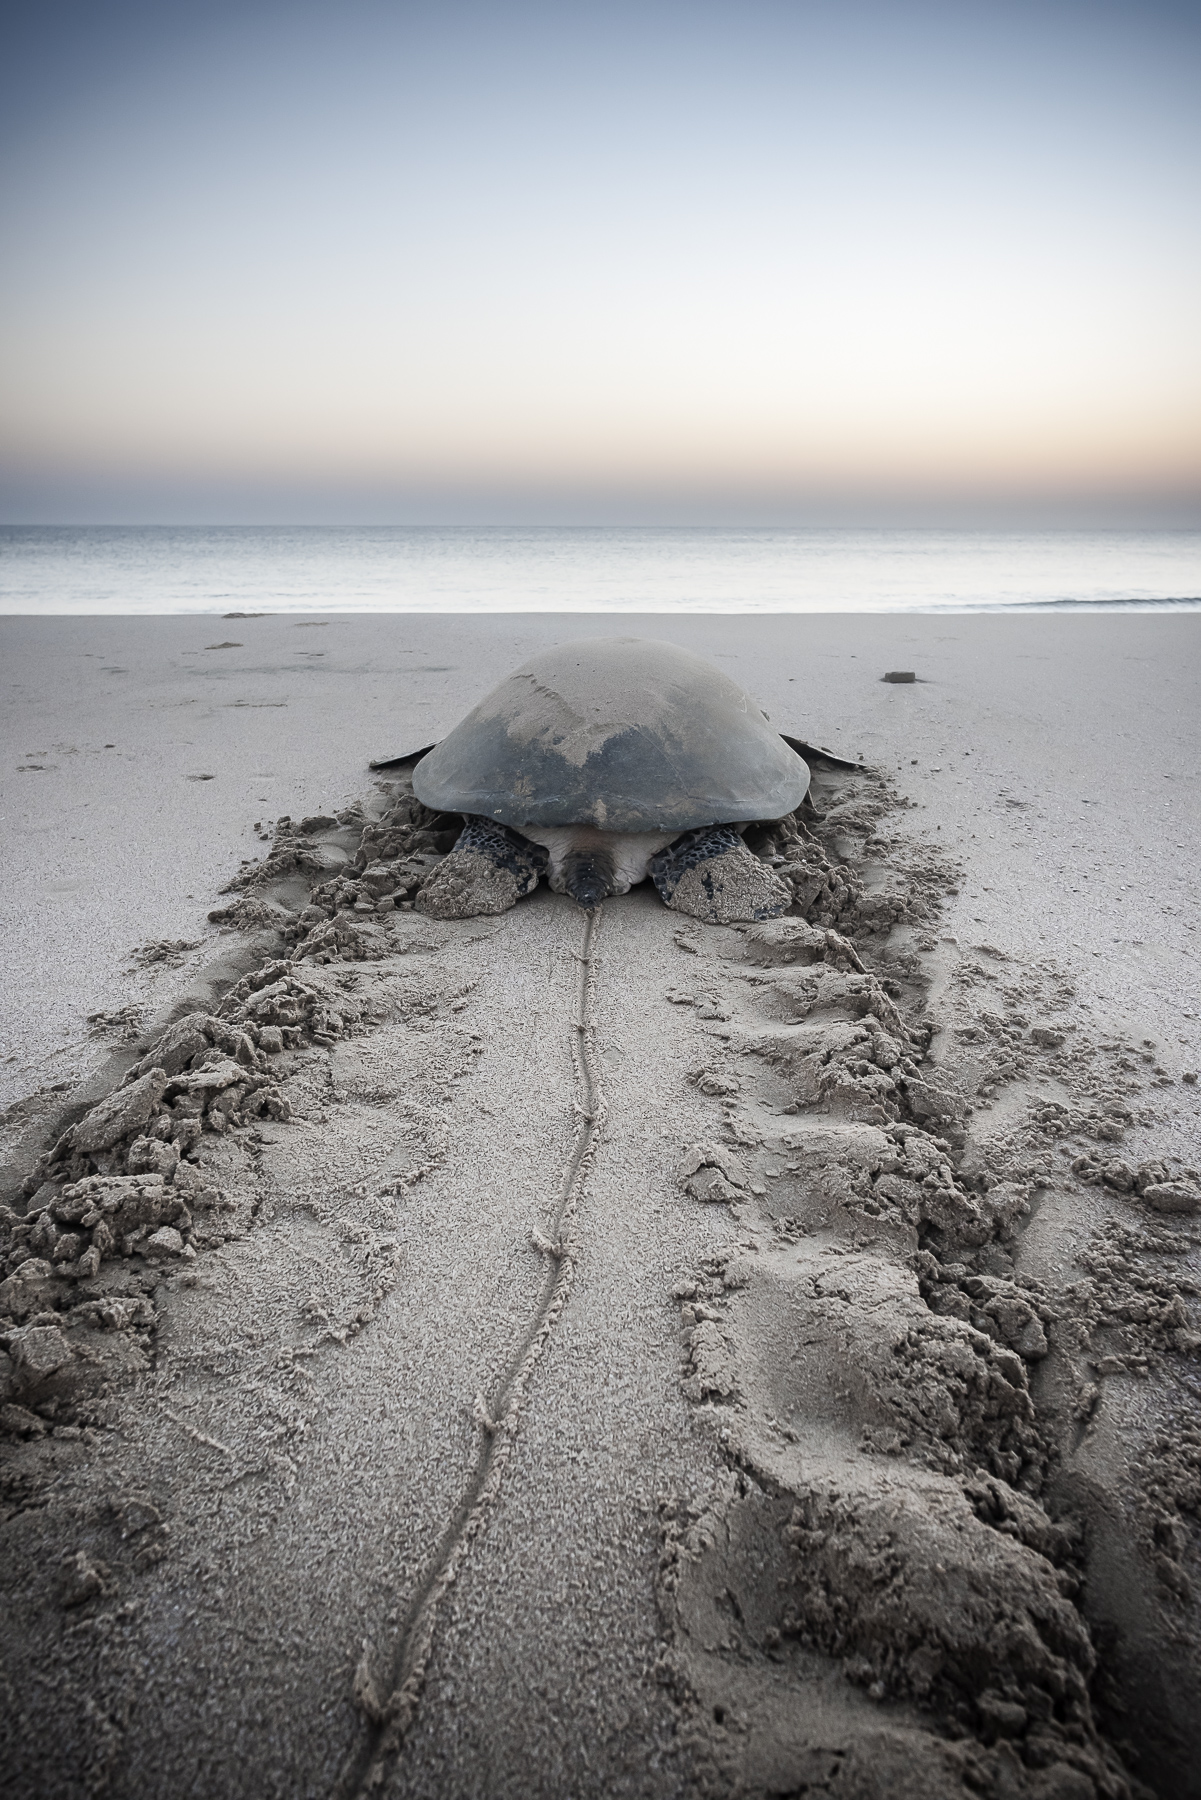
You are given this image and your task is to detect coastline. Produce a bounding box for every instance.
[3,524,1200,617]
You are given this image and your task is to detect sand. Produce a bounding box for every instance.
[1,612,1199,1800]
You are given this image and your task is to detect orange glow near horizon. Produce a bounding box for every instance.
[1,2,1198,522]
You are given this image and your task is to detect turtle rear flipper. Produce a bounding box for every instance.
[368,744,437,771]
[415,817,548,920]
[650,826,792,925]
[779,733,858,772]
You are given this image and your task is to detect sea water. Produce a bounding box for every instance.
[1,525,1198,615]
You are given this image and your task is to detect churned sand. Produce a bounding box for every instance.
[1,612,1200,1800]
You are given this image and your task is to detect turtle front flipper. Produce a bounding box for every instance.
[649,826,793,925]
[416,816,548,919]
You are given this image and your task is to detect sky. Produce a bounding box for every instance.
[1,0,1198,525]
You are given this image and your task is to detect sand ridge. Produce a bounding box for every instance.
[0,738,1199,1798]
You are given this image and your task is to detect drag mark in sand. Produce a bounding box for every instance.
[337,905,607,1799]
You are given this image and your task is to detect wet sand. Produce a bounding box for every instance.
[1,612,1200,1800]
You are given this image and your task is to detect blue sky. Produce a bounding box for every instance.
[2,1,1198,523]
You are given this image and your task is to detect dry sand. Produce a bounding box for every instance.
[1,612,1200,1800]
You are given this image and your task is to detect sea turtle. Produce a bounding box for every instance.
[373,637,845,923]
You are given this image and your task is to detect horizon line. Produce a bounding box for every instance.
[4,519,1201,532]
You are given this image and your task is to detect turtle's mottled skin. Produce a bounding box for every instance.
[386,638,814,922]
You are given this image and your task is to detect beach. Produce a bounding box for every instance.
[2,611,1200,1799]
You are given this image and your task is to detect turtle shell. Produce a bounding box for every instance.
[411,637,810,832]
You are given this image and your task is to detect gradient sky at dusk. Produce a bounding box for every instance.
[2,1,1198,524]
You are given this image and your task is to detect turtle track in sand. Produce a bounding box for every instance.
[657,916,1131,1798]
[337,907,607,1797]
[652,896,1201,1797]
[2,758,1199,1799]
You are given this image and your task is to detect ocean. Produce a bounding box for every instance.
[1,524,1198,615]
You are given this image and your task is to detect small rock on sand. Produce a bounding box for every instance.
[127,1136,180,1178]
[69,1067,169,1154]
[0,1258,63,1322]
[145,1226,185,1259]
[1141,1180,1201,1215]
[9,1324,74,1379]
[0,1402,47,1437]
[57,1552,111,1609]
